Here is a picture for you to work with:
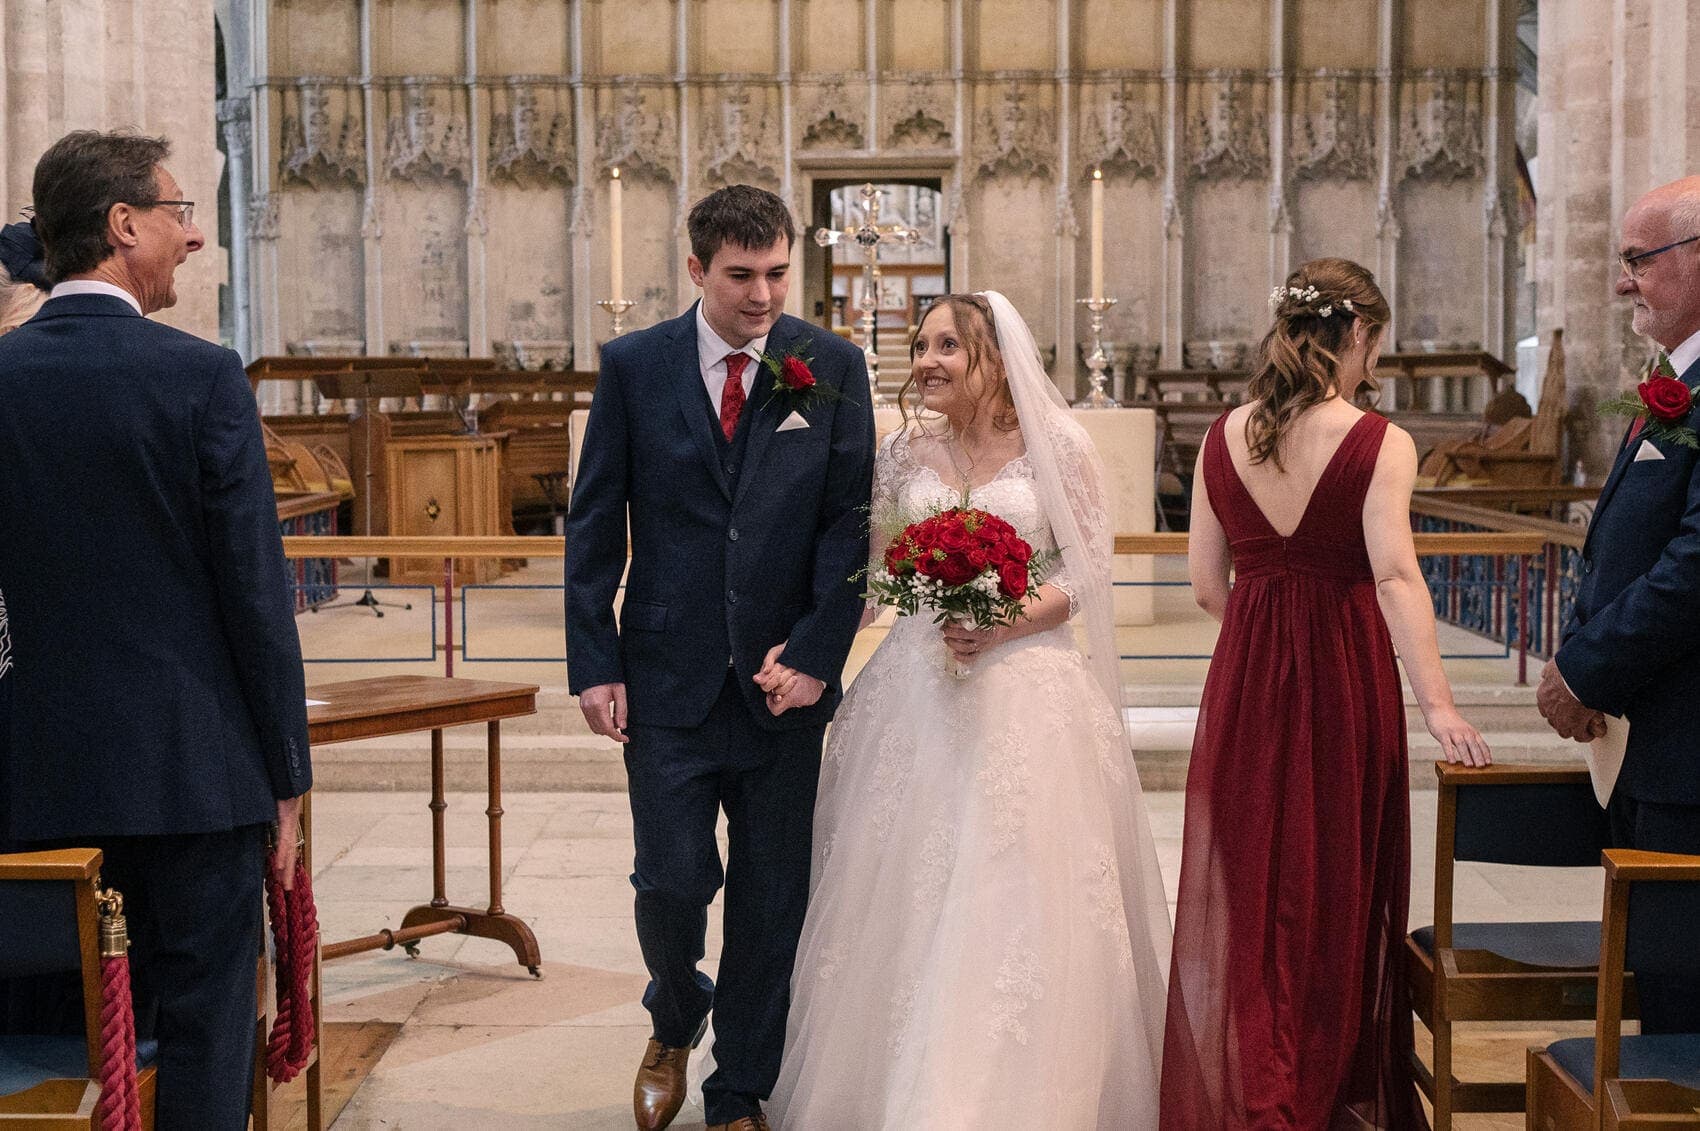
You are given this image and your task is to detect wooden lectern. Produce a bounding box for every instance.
[384,434,506,586]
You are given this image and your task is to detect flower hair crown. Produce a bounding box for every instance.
[1269,284,1355,319]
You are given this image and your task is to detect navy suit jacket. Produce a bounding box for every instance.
[565,304,875,731]
[1558,354,1700,805]
[0,294,311,840]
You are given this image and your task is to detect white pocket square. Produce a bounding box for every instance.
[776,411,810,432]
[1634,438,1666,462]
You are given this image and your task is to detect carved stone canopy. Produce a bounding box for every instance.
[384,81,471,185]
[699,86,781,188]
[1081,79,1162,179]
[1289,71,1376,182]
[489,83,574,186]
[799,78,866,150]
[975,81,1055,181]
[596,86,678,184]
[885,76,952,149]
[278,80,365,189]
[1400,69,1484,181]
[1187,71,1268,181]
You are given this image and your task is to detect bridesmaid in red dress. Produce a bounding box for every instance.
[1160,258,1492,1130]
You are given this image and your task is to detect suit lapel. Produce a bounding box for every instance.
[669,304,732,500]
[1586,353,1700,556]
[731,317,795,510]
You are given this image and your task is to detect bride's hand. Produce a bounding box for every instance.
[941,621,1001,661]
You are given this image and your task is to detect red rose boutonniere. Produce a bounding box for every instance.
[760,339,843,411]
[1598,352,1699,449]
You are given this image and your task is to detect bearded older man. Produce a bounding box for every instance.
[1538,176,1700,1034]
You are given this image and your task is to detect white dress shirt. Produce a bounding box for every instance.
[1665,325,1700,379]
[49,280,143,316]
[696,302,768,416]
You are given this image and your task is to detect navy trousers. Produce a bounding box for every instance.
[1609,792,1700,1034]
[12,825,266,1130]
[624,669,824,1124]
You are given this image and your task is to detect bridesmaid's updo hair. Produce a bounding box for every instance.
[1247,257,1390,468]
[899,294,1019,432]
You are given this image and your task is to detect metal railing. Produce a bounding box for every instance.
[285,528,1556,683]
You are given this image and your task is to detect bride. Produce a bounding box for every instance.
[766,292,1170,1127]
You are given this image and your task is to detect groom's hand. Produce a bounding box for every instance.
[756,643,825,716]
[1536,660,1605,742]
[578,682,629,743]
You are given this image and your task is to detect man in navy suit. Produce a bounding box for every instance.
[0,131,311,1127]
[566,184,874,1130]
[1541,176,1700,1034]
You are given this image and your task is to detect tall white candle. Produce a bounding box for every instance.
[610,166,624,300]
[1090,167,1105,300]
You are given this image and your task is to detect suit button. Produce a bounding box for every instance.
[726,463,737,476]
[728,527,740,542]
[728,589,739,605]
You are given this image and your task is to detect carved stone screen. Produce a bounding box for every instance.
[230,0,1519,406]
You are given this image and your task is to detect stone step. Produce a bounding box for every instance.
[309,719,1580,793]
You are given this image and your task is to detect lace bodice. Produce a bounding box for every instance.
[872,428,1078,607]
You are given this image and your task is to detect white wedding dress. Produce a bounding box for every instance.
[766,425,1170,1129]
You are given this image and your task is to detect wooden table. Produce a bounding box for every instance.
[305,675,543,975]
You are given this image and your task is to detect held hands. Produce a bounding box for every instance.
[579,682,630,744]
[273,794,305,891]
[941,621,1003,664]
[1424,706,1493,767]
[1536,660,1607,743]
[756,642,825,716]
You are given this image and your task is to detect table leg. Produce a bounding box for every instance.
[487,720,504,916]
[393,720,542,977]
[429,728,448,909]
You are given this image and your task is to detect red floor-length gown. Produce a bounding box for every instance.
[1160,411,1428,1131]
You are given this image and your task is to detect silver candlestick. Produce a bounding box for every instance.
[596,298,636,338]
[1075,296,1119,409]
[815,184,922,407]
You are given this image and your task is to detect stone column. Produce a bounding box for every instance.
[218,98,253,361]
[1536,0,1626,478]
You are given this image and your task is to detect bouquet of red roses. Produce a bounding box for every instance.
[864,507,1060,632]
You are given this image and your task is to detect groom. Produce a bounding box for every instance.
[1538,175,1700,1034]
[565,184,874,1130]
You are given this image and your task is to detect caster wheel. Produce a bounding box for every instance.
[528,965,542,979]
[403,942,421,959]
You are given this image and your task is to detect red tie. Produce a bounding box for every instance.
[720,353,749,441]
[1625,416,1646,448]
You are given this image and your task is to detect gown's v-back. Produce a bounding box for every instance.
[768,425,1171,1129]
[1160,410,1428,1130]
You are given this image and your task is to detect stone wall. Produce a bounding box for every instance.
[237,0,1520,408]
[1535,0,1700,477]
[0,0,223,341]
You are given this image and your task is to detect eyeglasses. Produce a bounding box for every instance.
[115,200,194,228]
[1620,234,1700,279]
[147,200,195,229]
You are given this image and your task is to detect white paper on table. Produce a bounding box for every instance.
[1587,713,1629,808]
[305,698,328,707]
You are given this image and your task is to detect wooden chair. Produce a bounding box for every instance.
[0,848,155,1128]
[1528,848,1700,1130]
[1408,763,1620,1129]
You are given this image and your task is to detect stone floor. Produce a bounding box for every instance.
[286,554,1588,1127]
[302,787,1601,1129]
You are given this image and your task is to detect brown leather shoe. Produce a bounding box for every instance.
[633,1038,692,1130]
[706,1115,771,1131]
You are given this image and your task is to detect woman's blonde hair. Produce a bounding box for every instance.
[0,267,47,336]
[1247,257,1390,468]
[898,293,1019,432]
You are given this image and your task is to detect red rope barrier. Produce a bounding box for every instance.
[96,893,141,1131]
[264,850,319,1083]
